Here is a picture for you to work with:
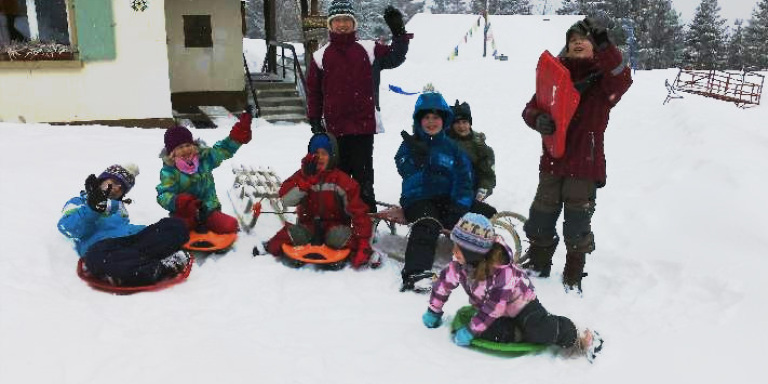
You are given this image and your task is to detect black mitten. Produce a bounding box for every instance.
[85,174,109,213]
[384,6,406,37]
[534,113,556,135]
[309,118,326,134]
[400,130,428,165]
[583,17,610,50]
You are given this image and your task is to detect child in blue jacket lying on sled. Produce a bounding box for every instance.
[421,212,604,362]
[58,164,189,286]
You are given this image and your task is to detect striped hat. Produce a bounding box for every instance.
[450,213,495,263]
[98,163,140,194]
[327,0,357,29]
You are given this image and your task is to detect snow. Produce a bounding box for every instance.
[2,13,767,384]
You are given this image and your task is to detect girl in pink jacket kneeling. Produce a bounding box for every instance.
[422,212,604,362]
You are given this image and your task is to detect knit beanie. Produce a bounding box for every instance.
[451,100,472,124]
[164,125,194,154]
[97,163,140,194]
[450,213,496,264]
[327,0,357,29]
[308,133,333,155]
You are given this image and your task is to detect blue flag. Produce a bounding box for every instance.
[388,85,420,95]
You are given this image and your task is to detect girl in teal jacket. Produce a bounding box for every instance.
[156,111,253,233]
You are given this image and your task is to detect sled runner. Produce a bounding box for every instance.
[451,305,548,355]
[536,50,580,159]
[76,254,194,294]
[228,165,287,232]
[371,202,526,265]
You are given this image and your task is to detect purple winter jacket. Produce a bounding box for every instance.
[428,239,537,335]
[522,44,633,185]
[306,31,410,137]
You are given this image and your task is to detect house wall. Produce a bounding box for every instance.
[164,0,244,95]
[0,0,174,125]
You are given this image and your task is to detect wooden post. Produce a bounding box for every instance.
[264,0,276,73]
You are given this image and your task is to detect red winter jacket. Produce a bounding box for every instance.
[278,167,372,245]
[522,44,632,185]
[306,31,409,136]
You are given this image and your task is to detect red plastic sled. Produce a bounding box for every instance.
[281,243,350,265]
[76,255,194,294]
[182,231,237,253]
[536,50,580,159]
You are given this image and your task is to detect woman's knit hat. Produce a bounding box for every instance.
[327,0,357,29]
[450,213,496,264]
[97,163,140,194]
[164,125,194,154]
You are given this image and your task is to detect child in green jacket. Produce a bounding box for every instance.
[156,111,253,233]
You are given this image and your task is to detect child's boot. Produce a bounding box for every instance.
[520,239,558,277]
[562,251,587,292]
[400,270,436,293]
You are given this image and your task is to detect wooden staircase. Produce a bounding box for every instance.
[248,73,307,124]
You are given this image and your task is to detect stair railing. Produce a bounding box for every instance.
[263,41,308,113]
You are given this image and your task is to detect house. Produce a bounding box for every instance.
[0,0,248,127]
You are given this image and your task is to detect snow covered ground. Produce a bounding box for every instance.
[2,14,767,384]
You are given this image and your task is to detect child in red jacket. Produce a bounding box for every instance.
[265,133,374,268]
[520,17,632,293]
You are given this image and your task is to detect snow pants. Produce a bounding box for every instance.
[470,200,497,219]
[83,218,189,286]
[479,299,578,348]
[337,134,376,213]
[523,172,596,253]
[402,197,465,274]
[174,209,238,234]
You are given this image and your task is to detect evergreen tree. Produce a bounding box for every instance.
[640,0,684,69]
[683,0,727,69]
[743,0,768,69]
[431,0,469,14]
[474,0,533,15]
[727,19,747,70]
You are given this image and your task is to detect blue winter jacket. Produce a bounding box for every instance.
[57,192,144,257]
[395,92,474,209]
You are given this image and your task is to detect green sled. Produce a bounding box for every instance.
[451,306,548,354]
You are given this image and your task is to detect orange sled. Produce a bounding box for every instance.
[281,243,350,265]
[76,255,194,294]
[183,231,237,253]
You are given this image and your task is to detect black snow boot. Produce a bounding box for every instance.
[520,241,558,277]
[562,251,587,292]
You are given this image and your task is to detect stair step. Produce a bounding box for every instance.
[259,97,304,107]
[260,105,305,115]
[263,113,308,123]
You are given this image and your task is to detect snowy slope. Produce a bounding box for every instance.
[1,13,767,384]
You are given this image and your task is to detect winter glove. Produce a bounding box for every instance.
[301,153,319,177]
[384,6,406,37]
[475,188,488,202]
[309,118,326,134]
[350,238,372,269]
[453,326,475,347]
[229,111,253,144]
[582,17,610,51]
[534,113,556,135]
[245,104,258,117]
[400,130,428,166]
[84,174,109,213]
[422,309,443,329]
[175,193,202,219]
